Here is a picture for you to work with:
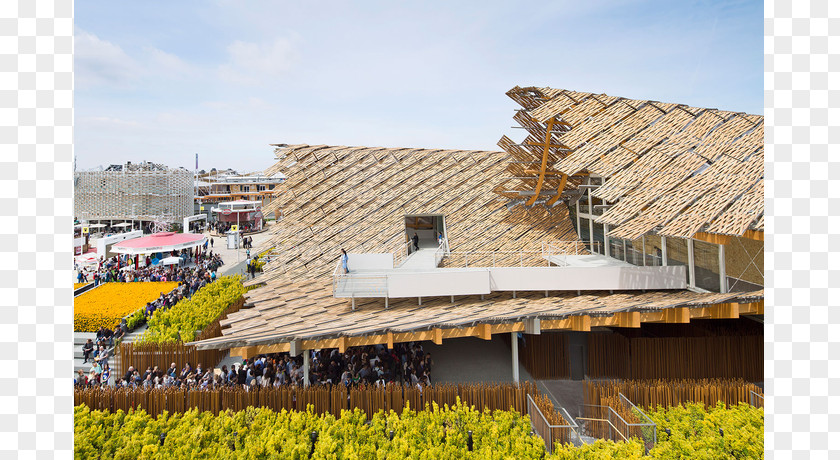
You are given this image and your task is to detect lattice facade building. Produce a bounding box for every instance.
[74,162,193,223]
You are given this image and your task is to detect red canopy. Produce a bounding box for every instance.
[111,232,207,255]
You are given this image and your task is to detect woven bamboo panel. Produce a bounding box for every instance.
[500,86,763,241]
[706,178,765,236]
[256,144,580,282]
[558,100,637,149]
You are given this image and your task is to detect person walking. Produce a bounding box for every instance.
[210,237,214,248]
[341,249,349,274]
[412,233,420,252]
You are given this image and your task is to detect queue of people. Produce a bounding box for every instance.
[84,343,433,391]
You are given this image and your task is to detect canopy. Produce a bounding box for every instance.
[161,256,182,266]
[88,223,106,228]
[112,223,133,228]
[111,232,206,256]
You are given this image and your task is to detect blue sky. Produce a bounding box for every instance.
[75,0,763,172]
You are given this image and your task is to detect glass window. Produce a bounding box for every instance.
[643,234,663,266]
[692,240,721,292]
[666,238,690,284]
[607,226,625,262]
[592,221,605,255]
[626,237,645,266]
[578,217,590,247]
[591,197,604,216]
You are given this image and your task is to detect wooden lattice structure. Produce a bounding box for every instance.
[499,86,763,241]
[74,162,193,223]
[256,145,579,282]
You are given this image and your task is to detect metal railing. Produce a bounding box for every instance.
[526,394,582,453]
[392,241,413,268]
[577,394,657,454]
[440,241,594,268]
[749,390,764,409]
[433,238,449,266]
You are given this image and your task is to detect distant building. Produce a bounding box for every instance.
[195,170,285,219]
[74,161,193,225]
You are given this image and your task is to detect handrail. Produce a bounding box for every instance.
[578,398,657,454]
[526,394,581,453]
[749,390,764,408]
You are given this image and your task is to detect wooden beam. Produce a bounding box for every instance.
[692,232,731,245]
[739,301,764,315]
[743,229,764,241]
[477,323,492,340]
[386,332,394,349]
[525,118,556,206]
[433,328,443,345]
[338,336,347,353]
[711,302,740,319]
[545,173,569,206]
[571,315,591,332]
[616,311,641,328]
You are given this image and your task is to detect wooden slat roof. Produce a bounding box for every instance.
[255,144,581,283]
[502,86,764,240]
[193,278,764,349]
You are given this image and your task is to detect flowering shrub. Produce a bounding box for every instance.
[550,402,763,459]
[74,399,546,459]
[73,282,179,332]
[137,276,244,344]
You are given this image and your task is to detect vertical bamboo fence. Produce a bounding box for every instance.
[74,382,539,419]
[584,378,764,409]
[115,297,245,376]
[587,333,763,381]
[518,332,570,379]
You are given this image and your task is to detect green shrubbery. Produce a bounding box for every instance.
[136,276,245,344]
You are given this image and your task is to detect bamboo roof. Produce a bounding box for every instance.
[192,278,763,350]
[254,145,580,283]
[501,86,764,240]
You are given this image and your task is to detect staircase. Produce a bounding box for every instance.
[72,332,97,373]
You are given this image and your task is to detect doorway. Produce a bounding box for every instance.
[405,215,446,252]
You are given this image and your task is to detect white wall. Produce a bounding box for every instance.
[488,266,686,291]
[387,270,490,297]
[348,253,394,270]
[97,230,143,259]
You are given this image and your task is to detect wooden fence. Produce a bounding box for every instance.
[115,297,245,376]
[74,382,539,419]
[587,333,763,381]
[584,378,764,409]
[517,332,570,379]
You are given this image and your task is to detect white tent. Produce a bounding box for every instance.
[161,256,182,266]
[112,223,133,228]
[88,223,107,228]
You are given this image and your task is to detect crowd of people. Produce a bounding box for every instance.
[76,343,434,391]
[75,247,224,286]
[74,249,229,389]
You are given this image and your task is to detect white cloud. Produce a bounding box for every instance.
[74,28,141,89]
[75,28,197,90]
[218,37,297,85]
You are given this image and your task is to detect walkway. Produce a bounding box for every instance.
[399,247,439,269]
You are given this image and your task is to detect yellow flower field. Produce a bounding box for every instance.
[74,282,179,332]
